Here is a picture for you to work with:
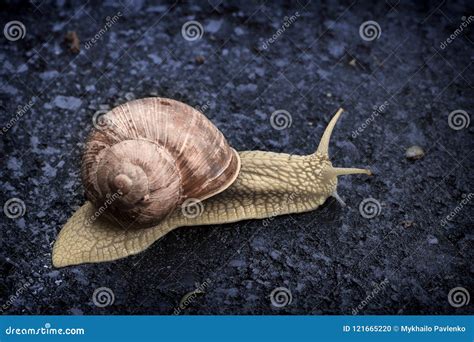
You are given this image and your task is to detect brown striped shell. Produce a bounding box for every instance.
[81,97,241,228]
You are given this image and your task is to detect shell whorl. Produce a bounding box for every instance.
[82,97,240,228]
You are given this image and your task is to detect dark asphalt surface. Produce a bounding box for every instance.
[0,0,473,314]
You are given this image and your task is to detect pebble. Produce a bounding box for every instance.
[0,82,18,95]
[270,250,282,260]
[69,308,84,315]
[40,70,59,81]
[206,19,223,33]
[7,157,23,172]
[42,163,57,178]
[53,95,82,111]
[254,67,265,77]
[327,40,346,58]
[234,27,245,36]
[229,259,246,267]
[148,53,163,64]
[195,55,205,64]
[405,145,425,160]
[17,64,28,73]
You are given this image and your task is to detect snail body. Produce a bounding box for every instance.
[52,98,370,267]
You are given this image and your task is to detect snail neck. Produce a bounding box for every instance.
[165,149,370,229]
[166,151,337,227]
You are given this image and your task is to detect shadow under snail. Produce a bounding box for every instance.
[52,97,371,267]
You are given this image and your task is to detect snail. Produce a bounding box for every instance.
[52,97,371,267]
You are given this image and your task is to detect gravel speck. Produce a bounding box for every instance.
[405,145,425,160]
[53,96,82,111]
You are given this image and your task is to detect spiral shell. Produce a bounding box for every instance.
[82,97,240,228]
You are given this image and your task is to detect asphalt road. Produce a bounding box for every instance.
[0,0,472,314]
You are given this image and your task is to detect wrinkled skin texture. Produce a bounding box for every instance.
[52,109,370,267]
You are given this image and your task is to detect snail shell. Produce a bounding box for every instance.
[82,98,241,228]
